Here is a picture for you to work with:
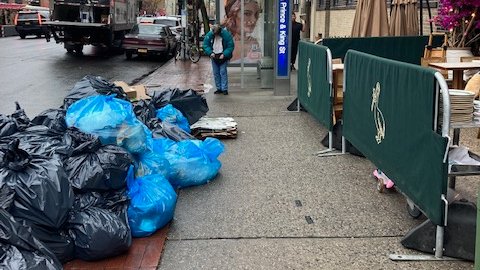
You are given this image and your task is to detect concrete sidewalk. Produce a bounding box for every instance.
[142,57,475,269]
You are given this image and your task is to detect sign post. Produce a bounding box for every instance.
[274,0,291,95]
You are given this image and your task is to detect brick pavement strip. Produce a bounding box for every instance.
[141,56,213,92]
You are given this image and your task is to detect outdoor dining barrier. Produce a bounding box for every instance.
[297,41,343,156]
[342,50,454,259]
[323,35,444,65]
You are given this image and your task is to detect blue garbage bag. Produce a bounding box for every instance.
[66,95,152,153]
[134,150,171,179]
[152,137,176,154]
[156,104,190,133]
[165,138,224,188]
[127,168,177,238]
[115,120,153,154]
[66,95,135,133]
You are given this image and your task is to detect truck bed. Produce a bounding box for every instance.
[45,21,107,27]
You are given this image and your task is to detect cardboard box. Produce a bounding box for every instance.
[114,81,151,101]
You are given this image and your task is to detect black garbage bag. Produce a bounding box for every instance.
[16,219,75,264]
[133,99,157,125]
[66,129,132,191]
[0,126,73,161]
[0,102,31,138]
[151,89,209,125]
[0,180,15,211]
[0,209,62,270]
[31,109,67,133]
[63,75,128,109]
[148,118,194,141]
[0,140,74,229]
[320,122,365,157]
[68,206,131,261]
[73,188,129,213]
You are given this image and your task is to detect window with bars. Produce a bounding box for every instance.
[318,0,438,11]
[318,0,357,10]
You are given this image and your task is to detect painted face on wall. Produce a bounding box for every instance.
[235,1,260,35]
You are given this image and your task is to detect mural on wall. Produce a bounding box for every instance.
[222,0,263,63]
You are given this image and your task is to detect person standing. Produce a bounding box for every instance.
[203,24,235,95]
[291,12,305,71]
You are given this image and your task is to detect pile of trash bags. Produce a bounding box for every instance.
[0,75,225,267]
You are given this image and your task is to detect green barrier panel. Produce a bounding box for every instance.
[343,50,448,226]
[297,41,333,131]
[323,35,444,65]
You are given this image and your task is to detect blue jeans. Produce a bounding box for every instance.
[211,59,229,91]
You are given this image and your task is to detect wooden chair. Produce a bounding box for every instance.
[464,73,480,138]
[332,58,342,64]
[421,57,448,77]
[331,58,343,124]
[460,56,480,63]
[461,56,480,82]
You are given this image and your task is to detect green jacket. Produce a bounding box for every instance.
[202,28,235,60]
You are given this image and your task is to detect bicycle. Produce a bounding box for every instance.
[174,39,201,63]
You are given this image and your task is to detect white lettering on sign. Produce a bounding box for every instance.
[277,0,289,76]
[278,30,286,46]
[279,2,287,23]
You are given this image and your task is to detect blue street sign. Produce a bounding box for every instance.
[276,0,290,77]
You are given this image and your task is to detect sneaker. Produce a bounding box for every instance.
[290,65,296,71]
[223,90,228,95]
[214,89,222,94]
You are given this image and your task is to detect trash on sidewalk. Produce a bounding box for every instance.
[114,81,151,102]
[0,74,225,265]
[164,138,224,188]
[63,76,129,109]
[127,169,177,238]
[31,109,67,133]
[156,104,191,133]
[0,102,31,138]
[66,129,133,191]
[149,119,194,141]
[0,209,62,270]
[69,186,131,261]
[190,117,238,139]
[0,140,74,229]
[151,88,208,125]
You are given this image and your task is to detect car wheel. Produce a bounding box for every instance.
[125,50,133,60]
[74,45,83,55]
[19,34,26,39]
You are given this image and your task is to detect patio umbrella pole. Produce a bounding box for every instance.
[419,0,423,35]
[426,0,433,34]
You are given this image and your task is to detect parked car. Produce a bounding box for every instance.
[14,10,50,39]
[123,23,177,60]
[153,16,182,38]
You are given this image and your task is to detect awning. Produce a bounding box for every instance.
[0,3,26,10]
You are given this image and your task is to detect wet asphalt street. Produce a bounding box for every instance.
[0,36,165,117]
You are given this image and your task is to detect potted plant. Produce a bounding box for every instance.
[434,0,479,50]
